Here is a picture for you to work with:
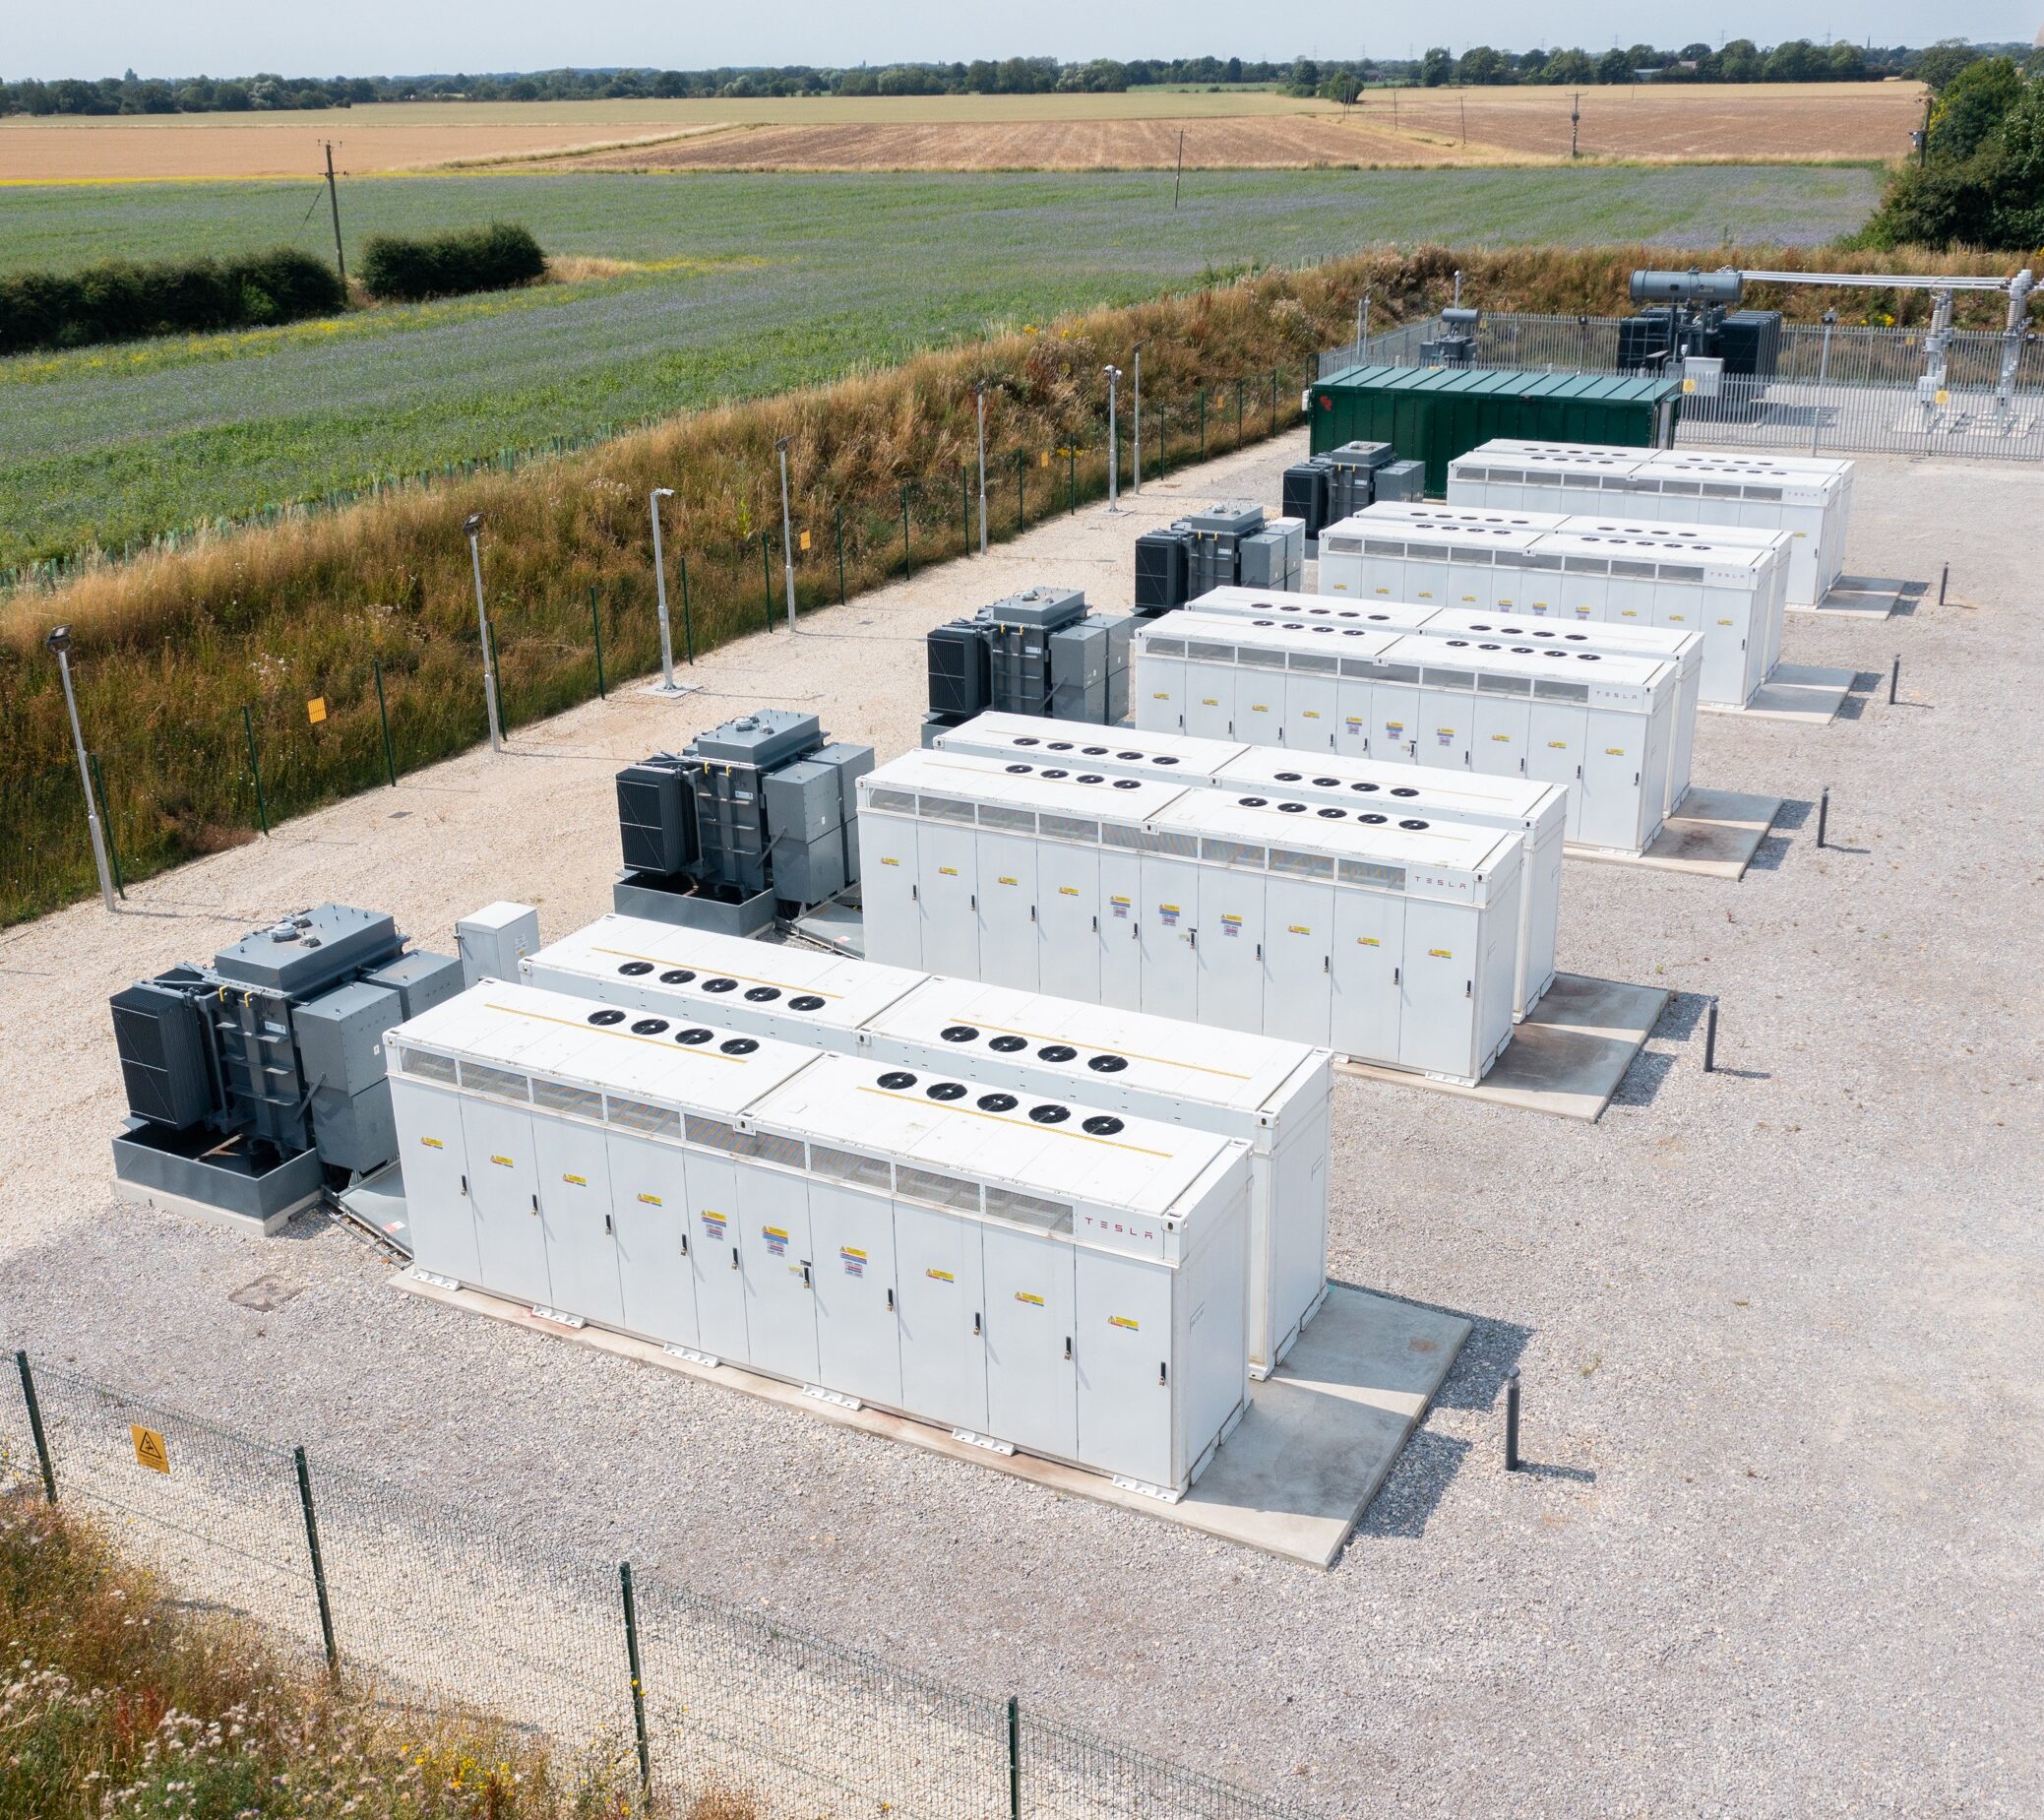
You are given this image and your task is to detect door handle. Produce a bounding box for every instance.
[1255,942,1263,961]
[679,1232,689,1256]
[970,893,978,910]
[1465,979,1473,999]
[910,884,919,902]
[1090,915,1098,932]
[801,1262,813,1287]
[1029,905,1037,922]
[603,1213,613,1235]
[1065,1336,1073,1360]
[886,1287,896,1312]
[529,1193,539,1217]
[1393,965,1401,986]
[730,1245,740,1270]
[973,1311,982,1336]
[1323,955,1330,974]
[1158,1361,1168,1386]
[1188,928,1197,950]
[459,1173,467,1197]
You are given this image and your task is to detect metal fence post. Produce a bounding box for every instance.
[900,484,912,572]
[836,506,847,604]
[1016,451,1025,531]
[293,1447,340,1682]
[678,557,696,663]
[1198,388,1207,457]
[15,1351,56,1502]
[1158,404,1167,478]
[372,658,397,785]
[620,1563,652,1798]
[241,705,270,836]
[1270,369,1277,435]
[588,587,606,699]
[87,752,124,897]
[1068,445,1076,514]
[761,533,774,633]
[1007,1695,1022,1820]
[961,466,972,552]
[1235,377,1244,442]
[486,619,504,732]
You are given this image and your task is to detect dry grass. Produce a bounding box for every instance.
[0,241,2011,922]
[0,1489,655,1818]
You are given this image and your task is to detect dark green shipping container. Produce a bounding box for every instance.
[1310,364,1684,496]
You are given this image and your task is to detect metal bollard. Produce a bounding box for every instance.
[1889,655,1900,706]
[1504,1368,1521,1472]
[1938,562,1950,605]
[1703,999,1718,1074]
[1816,786,1830,850]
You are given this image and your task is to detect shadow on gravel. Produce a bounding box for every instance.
[1772,797,1814,831]
[1609,1045,1674,1108]
[1832,694,1869,722]
[1512,1460,1596,1484]
[1353,1426,1472,1541]
[1652,993,1708,1040]
[1746,832,1793,873]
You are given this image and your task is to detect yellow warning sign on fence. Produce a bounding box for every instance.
[798,530,811,551]
[130,1424,169,1474]
[306,697,328,725]
[1040,450,1050,468]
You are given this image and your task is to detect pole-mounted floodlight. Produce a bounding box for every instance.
[974,386,989,555]
[1131,343,1145,495]
[1103,365,1124,513]
[647,487,690,696]
[774,439,798,631]
[463,513,502,753]
[46,625,116,911]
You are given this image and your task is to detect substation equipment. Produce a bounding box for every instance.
[387,979,1254,1499]
[520,913,1334,1379]
[1133,501,1305,616]
[922,587,1136,742]
[614,710,873,937]
[106,905,463,1229]
[856,748,1524,1085]
[1280,441,1424,552]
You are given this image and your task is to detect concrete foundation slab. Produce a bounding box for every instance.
[1337,972,1670,1122]
[1702,663,1854,725]
[390,1273,1464,1568]
[1568,787,1782,881]
[1796,575,1916,618]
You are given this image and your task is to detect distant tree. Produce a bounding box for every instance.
[1596,49,1629,84]
[1324,72,1362,106]
[1420,47,1453,87]
[1912,40,1984,92]
[1679,42,1712,62]
[1624,44,1663,73]
[1226,56,1243,83]
[1538,48,1596,85]
[1826,41,1867,80]
[1718,39,1765,82]
[1456,46,1511,84]
[1764,39,1825,82]
[1518,47,1550,78]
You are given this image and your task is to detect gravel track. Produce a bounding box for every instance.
[1,432,2038,1817]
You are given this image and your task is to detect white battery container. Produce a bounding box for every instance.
[1448,440,1851,606]
[859,749,1524,1083]
[1132,616,1402,750]
[1180,589,1701,815]
[521,912,1334,1377]
[386,980,1252,1496]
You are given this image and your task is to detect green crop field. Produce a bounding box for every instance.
[0,164,1879,571]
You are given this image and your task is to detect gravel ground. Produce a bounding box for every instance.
[1,432,2039,1817]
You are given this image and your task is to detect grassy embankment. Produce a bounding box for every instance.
[0,241,2017,925]
[0,1489,688,1818]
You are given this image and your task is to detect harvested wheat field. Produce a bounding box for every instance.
[1380,81,1925,162]
[560,114,1496,171]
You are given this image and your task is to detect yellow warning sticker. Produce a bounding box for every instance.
[1201,697,1220,707]
[1428,948,1454,959]
[1302,709,1321,719]
[881,855,899,866]
[1015,1290,1045,1306]
[799,529,811,551]
[1548,740,1569,749]
[1058,885,1080,897]
[927,1268,955,1283]
[490,1154,514,1167]
[1287,924,1311,935]
[562,1173,587,1187]
[1355,935,1381,947]
[638,1193,662,1205]
[997,875,1018,886]
[939,866,959,876]
[131,1425,169,1475]
[1605,747,1626,756]
[419,1136,444,1150]
[306,697,328,725]
[1491,733,1512,742]
[1109,1315,1141,1331]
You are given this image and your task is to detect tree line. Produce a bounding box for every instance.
[3,41,2036,115]
[1858,58,2044,249]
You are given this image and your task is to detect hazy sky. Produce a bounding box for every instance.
[11,1,2039,81]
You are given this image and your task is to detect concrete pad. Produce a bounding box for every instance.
[1793,575,1915,618]
[390,1273,1463,1569]
[1337,972,1670,1122]
[1567,787,1781,882]
[1700,662,1855,725]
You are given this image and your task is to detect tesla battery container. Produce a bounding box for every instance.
[521,913,1333,1377]
[858,749,1523,1084]
[387,980,1253,1497]
[931,713,1564,1024]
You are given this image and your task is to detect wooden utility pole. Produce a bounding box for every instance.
[1173,129,1185,208]
[1571,93,1581,159]
[322,142,345,291]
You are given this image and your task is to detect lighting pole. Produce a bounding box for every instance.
[774,440,798,630]
[974,385,988,555]
[1131,343,1145,494]
[647,487,688,696]
[46,626,116,911]
[463,513,502,753]
[1102,365,1124,513]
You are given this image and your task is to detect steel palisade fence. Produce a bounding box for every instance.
[0,1347,1318,1820]
[1320,314,2044,462]
[2,365,1316,928]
